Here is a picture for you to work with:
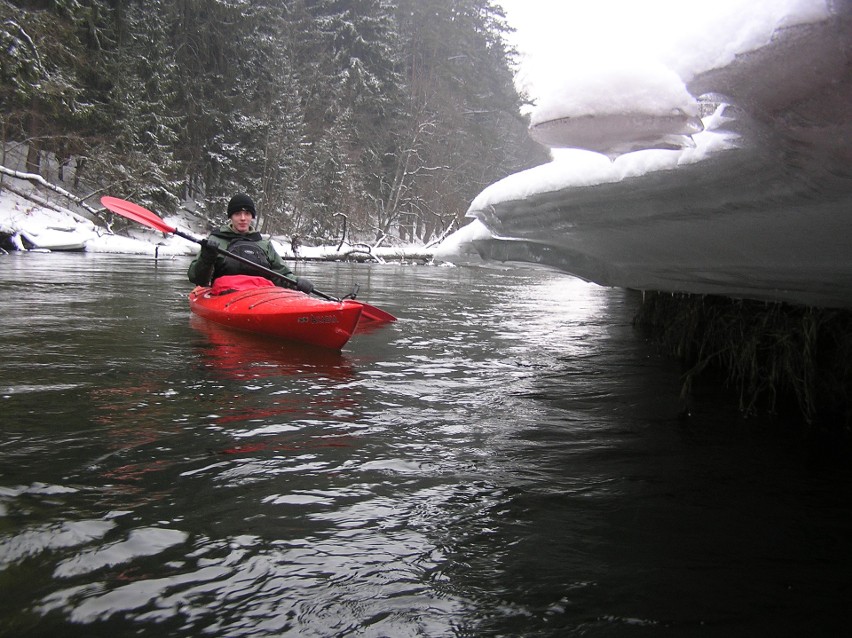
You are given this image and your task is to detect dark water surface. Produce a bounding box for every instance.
[1,253,850,637]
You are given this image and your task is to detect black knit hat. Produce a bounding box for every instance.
[227,193,256,218]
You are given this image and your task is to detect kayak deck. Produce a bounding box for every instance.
[189,285,363,350]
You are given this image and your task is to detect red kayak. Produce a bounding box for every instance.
[189,275,364,350]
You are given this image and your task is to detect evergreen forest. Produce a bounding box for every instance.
[1,0,548,245]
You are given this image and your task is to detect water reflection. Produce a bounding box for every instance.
[1,255,850,637]
[190,315,355,382]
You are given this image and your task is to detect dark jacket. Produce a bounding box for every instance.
[187,224,294,286]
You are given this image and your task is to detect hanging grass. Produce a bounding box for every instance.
[633,292,852,428]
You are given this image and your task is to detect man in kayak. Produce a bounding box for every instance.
[188,193,312,292]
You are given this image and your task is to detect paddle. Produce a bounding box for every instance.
[100,196,396,323]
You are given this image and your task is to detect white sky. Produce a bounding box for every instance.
[500,0,699,97]
[498,0,830,113]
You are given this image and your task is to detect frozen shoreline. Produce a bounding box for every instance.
[0,186,437,264]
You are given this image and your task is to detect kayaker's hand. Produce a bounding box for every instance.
[199,239,217,261]
[295,277,314,294]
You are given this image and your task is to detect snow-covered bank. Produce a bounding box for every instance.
[0,188,195,256]
[0,187,433,263]
[440,1,852,309]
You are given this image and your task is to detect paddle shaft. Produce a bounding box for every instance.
[99,196,395,321]
[195,236,397,321]
[179,229,338,301]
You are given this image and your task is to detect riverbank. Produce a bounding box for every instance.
[0,185,437,264]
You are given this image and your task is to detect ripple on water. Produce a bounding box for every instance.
[3,259,851,636]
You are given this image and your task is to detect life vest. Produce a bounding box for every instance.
[218,237,270,277]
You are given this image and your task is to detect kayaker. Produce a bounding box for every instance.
[188,193,313,292]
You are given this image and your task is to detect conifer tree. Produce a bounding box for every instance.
[0,0,546,244]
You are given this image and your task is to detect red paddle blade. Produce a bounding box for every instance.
[100,196,177,234]
[355,302,396,323]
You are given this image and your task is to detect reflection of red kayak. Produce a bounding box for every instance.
[189,275,363,349]
[189,315,354,381]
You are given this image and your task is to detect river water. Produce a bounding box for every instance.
[1,252,850,637]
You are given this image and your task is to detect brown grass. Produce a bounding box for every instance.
[633,292,852,428]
